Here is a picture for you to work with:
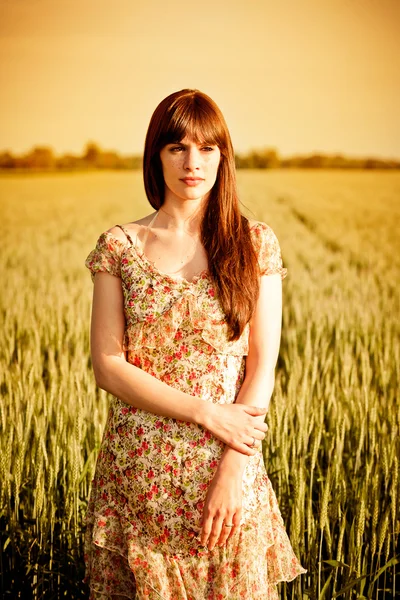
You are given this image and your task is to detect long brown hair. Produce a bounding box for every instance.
[143,89,260,342]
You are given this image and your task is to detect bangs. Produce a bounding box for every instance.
[157,95,226,150]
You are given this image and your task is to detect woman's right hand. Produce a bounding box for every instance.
[201,403,268,455]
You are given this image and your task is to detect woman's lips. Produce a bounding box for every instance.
[180,178,204,186]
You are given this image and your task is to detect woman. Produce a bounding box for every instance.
[84,89,306,599]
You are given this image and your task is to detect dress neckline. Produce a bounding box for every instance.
[130,241,209,286]
[108,215,261,286]
[105,229,209,288]
[137,210,209,284]
[112,210,209,285]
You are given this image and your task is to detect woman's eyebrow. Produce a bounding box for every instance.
[168,140,213,146]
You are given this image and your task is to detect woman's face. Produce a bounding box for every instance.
[159,135,221,204]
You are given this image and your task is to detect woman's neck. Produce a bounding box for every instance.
[158,201,204,234]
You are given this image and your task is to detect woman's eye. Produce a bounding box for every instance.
[168,145,215,153]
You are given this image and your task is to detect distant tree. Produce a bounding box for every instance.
[56,154,80,170]
[364,158,384,169]
[302,154,329,168]
[120,155,143,169]
[235,147,280,169]
[0,151,16,168]
[96,151,121,169]
[83,142,101,166]
[24,146,55,169]
[1,142,399,171]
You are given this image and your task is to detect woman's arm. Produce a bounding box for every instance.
[199,273,283,549]
[89,270,268,456]
[216,272,284,476]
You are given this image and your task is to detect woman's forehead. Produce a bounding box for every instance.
[171,134,215,145]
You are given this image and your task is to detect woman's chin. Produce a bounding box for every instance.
[167,189,211,203]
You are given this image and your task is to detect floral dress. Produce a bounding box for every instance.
[84,215,306,600]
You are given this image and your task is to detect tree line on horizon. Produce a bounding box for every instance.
[0,141,399,171]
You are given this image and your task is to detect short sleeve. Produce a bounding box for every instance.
[250,221,288,279]
[84,232,123,282]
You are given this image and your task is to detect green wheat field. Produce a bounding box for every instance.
[0,170,399,599]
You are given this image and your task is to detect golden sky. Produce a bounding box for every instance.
[1,0,399,158]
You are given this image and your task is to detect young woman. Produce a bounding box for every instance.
[84,89,306,599]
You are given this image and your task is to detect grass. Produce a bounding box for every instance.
[0,169,399,598]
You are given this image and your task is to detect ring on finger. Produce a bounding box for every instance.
[219,523,236,546]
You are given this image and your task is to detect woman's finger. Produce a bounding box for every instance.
[218,510,242,547]
[235,443,257,456]
[199,514,214,547]
[247,436,262,447]
[232,437,262,456]
[216,514,235,547]
[207,516,225,550]
[254,421,269,433]
[226,511,242,542]
[235,442,259,456]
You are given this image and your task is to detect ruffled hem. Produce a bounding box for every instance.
[85,522,305,600]
[84,474,306,600]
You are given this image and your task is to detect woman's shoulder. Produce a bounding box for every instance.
[105,212,158,244]
[249,219,275,243]
[248,219,272,232]
[248,218,264,230]
[247,218,274,235]
[247,218,282,255]
[246,218,287,278]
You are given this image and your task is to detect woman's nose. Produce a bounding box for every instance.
[184,148,200,171]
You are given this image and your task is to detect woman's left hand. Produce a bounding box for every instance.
[199,469,242,550]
